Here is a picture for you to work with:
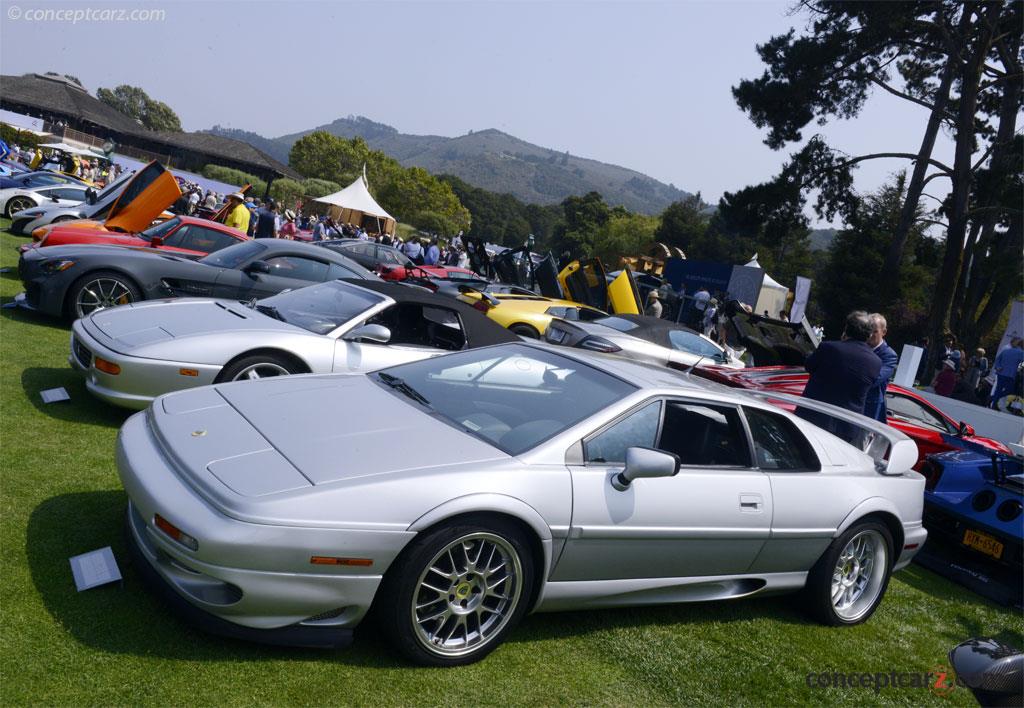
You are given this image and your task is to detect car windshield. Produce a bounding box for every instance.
[595,316,640,332]
[375,344,637,455]
[137,217,180,241]
[199,240,266,268]
[257,280,383,334]
[669,329,726,360]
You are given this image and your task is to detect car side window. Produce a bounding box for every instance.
[327,262,361,280]
[743,407,820,471]
[669,330,724,360]
[657,401,751,467]
[54,187,87,200]
[585,401,662,464]
[185,226,238,254]
[264,256,330,281]
[884,391,952,433]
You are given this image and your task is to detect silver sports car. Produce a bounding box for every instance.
[119,341,925,665]
[545,313,745,370]
[71,279,516,409]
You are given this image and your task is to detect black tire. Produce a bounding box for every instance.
[509,323,540,339]
[803,520,893,626]
[5,196,34,218]
[376,517,535,666]
[66,270,142,320]
[216,352,302,383]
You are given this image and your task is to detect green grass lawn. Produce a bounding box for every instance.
[0,222,1021,706]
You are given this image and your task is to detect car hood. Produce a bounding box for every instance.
[85,299,293,354]
[150,374,507,510]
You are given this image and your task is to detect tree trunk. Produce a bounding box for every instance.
[949,220,983,333]
[924,4,997,376]
[954,18,1022,339]
[881,52,956,297]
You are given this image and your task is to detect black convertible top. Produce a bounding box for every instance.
[341,279,518,348]
[599,314,704,349]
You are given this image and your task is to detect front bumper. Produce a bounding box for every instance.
[69,321,221,409]
[117,412,407,644]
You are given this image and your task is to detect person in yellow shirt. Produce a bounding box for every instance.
[224,192,250,234]
[29,148,43,170]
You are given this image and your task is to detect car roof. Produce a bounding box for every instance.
[341,278,519,347]
[517,340,735,396]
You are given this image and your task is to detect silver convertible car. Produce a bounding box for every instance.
[119,342,926,666]
[71,279,517,409]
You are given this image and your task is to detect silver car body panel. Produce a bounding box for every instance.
[116,342,925,635]
[0,184,87,214]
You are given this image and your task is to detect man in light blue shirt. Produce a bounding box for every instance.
[990,337,1023,408]
[424,238,440,266]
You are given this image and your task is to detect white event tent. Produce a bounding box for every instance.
[314,174,396,235]
[745,255,790,318]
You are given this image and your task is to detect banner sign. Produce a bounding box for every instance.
[790,276,812,323]
[662,258,764,307]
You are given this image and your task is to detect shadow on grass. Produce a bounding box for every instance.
[21,367,130,429]
[0,268,21,282]
[26,491,409,667]
[0,300,71,331]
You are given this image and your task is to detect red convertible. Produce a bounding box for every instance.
[693,366,1011,469]
[20,215,248,258]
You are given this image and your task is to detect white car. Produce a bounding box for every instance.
[8,170,133,235]
[0,183,90,218]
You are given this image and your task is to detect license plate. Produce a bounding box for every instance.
[962,529,1004,559]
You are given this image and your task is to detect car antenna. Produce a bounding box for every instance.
[686,354,707,376]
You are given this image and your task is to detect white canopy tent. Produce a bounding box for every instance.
[745,255,790,318]
[38,141,100,158]
[314,174,396,235]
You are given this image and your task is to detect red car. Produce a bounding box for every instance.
[317,239,478,281]
[693,366,1011,469]
[20,215,249,259]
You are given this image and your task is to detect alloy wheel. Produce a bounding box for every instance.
[410,532,523,657]
[75,278,135,318]
[831,529,887,621]
[7,197,33,216]
[231,362,291,380]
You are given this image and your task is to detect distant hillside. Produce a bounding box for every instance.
[809,228,838,252]
[204,116,690,215]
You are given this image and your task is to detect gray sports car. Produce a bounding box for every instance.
[71,279,517,409]
[119,342,926,666]
[19,239,374,320]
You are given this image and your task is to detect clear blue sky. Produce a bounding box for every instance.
[0,0,954,219]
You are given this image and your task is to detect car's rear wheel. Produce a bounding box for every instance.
[217,353,301,382]
[509,323,540,339]
[68,271,141,319]
[377,518,534,666]
[804,520,892,626]
[5,196,34,217]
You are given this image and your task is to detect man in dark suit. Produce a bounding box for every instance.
[799,311,882,443]
[864,313,899,422]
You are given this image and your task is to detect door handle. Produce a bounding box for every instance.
[739,493,763,512]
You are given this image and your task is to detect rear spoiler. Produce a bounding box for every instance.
[744,391,919,476]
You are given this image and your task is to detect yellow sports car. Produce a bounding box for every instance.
[558,258,643,315]
[460,292,607,338]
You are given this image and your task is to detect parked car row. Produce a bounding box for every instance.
[9,158,1012,668]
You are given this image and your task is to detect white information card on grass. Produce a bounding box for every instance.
[69,547,122,591]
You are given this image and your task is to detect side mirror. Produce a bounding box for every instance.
[611,447,680,491]
[244,260,270,275]
[958,421,975,437]
[342,323,391,344]
[949,637,1023,706]
[150,236,163,247]
[50,195,60,202]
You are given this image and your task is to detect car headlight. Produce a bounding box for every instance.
[41,259,75,274]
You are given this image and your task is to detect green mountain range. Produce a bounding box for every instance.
[204,116,690,215]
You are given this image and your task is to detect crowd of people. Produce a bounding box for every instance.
[2,141,122,185]
[915,333,1023,409]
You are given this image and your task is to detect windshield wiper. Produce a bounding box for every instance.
[377,372,430,407]
[256,304,286,322]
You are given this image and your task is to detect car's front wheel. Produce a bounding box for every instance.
[5,196,34,217]
[377,518,534,666]
[68,271,141,319]
[217,353,303,382]
[804,520,893,626]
